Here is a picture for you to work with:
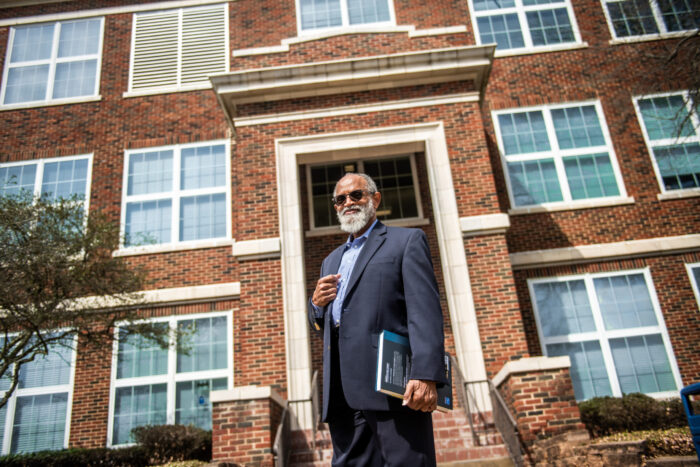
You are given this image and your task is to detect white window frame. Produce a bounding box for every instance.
[126,3,229,96]
[0,154,93,211]
[295,0,396,36]
[467,0,583,56]
[493,100,629,211]
[0,17,104,110]
[107,310,233,447]
[601,0,700,42]
[0,335,77,455]
[119,140,232,252]
[687,262,700,311]
[633,91,700,198]
[529,268,682,400]
[305,153,424,233]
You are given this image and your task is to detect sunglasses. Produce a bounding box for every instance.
[332,189,371,206]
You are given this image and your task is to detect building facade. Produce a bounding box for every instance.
[0,0,699,463]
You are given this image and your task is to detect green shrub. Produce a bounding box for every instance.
[131,424,212,465]
[0,446,148,466]
[579,393,687,437]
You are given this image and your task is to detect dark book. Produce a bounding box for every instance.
[375,330,453,412]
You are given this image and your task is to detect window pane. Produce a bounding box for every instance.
[507,159,563,206]
[526,8,574,46]
[177,316,228,373]
[473,0,516,11]
[125,199,172,246]
[117,325,168,379]
[10,24,54,63]
[179,193,226,241]
[175,378,227,430]
[4,65,50,105]
[605,0,659,37]
[638,95,695,140]
[310,163,344,228]
[610,334,677,394]
[593,274,658,330]
[477,14,525,50]
[41,158,89,201]
[181,144,226,190]
[552,106,606,149]
[57,19,101,57]
[300,0,342,30]
[498,111,550,155]
[654,143,700,190]
[547,341,612,400]
[52,60,97,99]
[364,156,418,220]
[127,150,173,196]
[11,393,67,453]
[18,340,72,389]
[533,280,595,336]
[658,0,700,32]
[0,163,37,196]
[563,153,620,200]
[113,384,167,445]
[347,0,390,25]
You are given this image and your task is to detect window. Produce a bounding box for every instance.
[603,0,700,39]
[109,313,231,445]
[529,270,680,401]
[0,155,91,204]
[307,154,422,229]
[121,141,230,247]
[688,263,700,309]
[129,4,227,92]
[494,102,626,208]
[297,0,394,32]
[0,338,75,454]
[469,0,579,52]
[1,18,103,106]
[635,92,700,193]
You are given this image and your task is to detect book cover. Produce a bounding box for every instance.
[375,330,453,412]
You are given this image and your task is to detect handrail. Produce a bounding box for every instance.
[488,380,528,467]
[272,405,290,467]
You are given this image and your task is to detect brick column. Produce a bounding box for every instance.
[211,386,287,466]
[493,356,586,446]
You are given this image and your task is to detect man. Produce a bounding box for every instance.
[308,172,446,466]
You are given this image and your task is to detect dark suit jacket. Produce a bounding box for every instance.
[308,221,446,421]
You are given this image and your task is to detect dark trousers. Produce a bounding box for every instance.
[327,327,437,467]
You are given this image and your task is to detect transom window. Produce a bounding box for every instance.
[494,102,626,208]
[297,0,394,33]
[634,92,700,192]
[469,0,579,51]
[110,313,231,445]
[1,18,103,106]
[602,0,700,39]
[307,155,421,229]
[0,338,75,454]
[121,141,230,247]
[530,270,680,401]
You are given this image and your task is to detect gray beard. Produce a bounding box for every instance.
[337,199,375,234]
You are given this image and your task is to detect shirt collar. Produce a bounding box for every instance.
[346,219,378,246]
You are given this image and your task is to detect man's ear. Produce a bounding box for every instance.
[372,191,382,207]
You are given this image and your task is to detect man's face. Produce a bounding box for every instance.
[334,175,381,235]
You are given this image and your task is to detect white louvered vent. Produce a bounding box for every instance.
[130,4,227,92]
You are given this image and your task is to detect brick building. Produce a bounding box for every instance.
[0,0,698,464]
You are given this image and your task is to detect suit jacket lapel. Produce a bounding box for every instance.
[344,222,386,298]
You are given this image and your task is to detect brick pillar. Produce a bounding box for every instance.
[211,386,287,466]
[493,356,586,446]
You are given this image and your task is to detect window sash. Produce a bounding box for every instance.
[297,0,394,33]
[529,270,681,401]
[687,263,700,310]
[1,18,103,106]
[602,0,700,39]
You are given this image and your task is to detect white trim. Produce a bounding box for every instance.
[493,42,589,58]
[0,0,230,26]
[114,238,234,257]
[492,356,571,388]
[234,93,479,127]
[211,385,287,408]
[0,95,102,111]
[306,217,429,237]
[232,237,281,260]
[609,30,697,45]
[508,196,635,215]
[657,188,700,201]
[460,213,510,237]
[510,234,700,269]
[687,262,700,312]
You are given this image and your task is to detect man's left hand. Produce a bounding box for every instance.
[403,379,437,412]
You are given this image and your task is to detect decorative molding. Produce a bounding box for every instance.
[508,196,635,216]
[232,237,281,260]
[211,385,286,408]
[211,45,495,129]
[114,238,234,257]
[493,356,571,388]
[510,234,700,269]
[460,213,510,237]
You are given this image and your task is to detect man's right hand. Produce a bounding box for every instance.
[312,274,341,307]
